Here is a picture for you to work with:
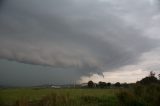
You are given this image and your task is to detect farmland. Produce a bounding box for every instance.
[0,83,160,106]
[0,88,119,106]
[0,74,160,106]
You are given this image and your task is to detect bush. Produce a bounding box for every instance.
[143,84,160,106]
[133,84,144,96]
[117,90,145,106]
[117,84,160,106]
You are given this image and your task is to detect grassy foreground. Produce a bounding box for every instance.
[0,88,119,106]
[0,84,160,106]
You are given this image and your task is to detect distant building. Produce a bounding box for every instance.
[51,85,61,88]
[80,83,88,87]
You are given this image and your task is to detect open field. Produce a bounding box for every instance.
[0,88,119,106]
[0,84,160,106]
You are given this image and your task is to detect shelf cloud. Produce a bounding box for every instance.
[0,0,160,85]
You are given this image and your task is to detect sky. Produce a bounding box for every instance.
[0,0,160,86]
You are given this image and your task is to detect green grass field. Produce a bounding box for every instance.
[0,88,119,106]
[0,84,160,106]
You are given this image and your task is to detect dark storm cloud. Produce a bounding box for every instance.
[0,0,158,75]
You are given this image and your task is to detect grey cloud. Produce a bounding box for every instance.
[0,0,158,75]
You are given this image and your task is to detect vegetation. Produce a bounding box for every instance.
[0,88,118,106]
[117,84,160,106]
[117,71,160,106]
[0,71,160,106]
[87,80,95,88]
[98,81,107,88]
[114,82,121,87]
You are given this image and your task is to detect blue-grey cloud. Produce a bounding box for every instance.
[0,0,158,71]
[0,0,159,86]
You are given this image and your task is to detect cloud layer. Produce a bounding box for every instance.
[0,0,158,72]
[0,0,160,85]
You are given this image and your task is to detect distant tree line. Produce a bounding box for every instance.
[87,71,160,88]
[87,80,127,88]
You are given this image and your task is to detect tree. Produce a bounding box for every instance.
[107,82,111,87]
[149,71,155,77]
[115,82,121,87]
[98,81,107,88]
[137,71,158,85]
[88,80,94,88]
[139,76,158,85]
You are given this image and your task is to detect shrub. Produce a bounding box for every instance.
[133,84,144,96]
[117,84,160,106]
[117,90,145,106]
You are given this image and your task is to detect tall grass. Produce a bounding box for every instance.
[1,86,159,106]
[116,84,160,106]
[0,88,118,106]
[10,93,118,106]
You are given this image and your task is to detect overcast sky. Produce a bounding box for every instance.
[0,0,160,86]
